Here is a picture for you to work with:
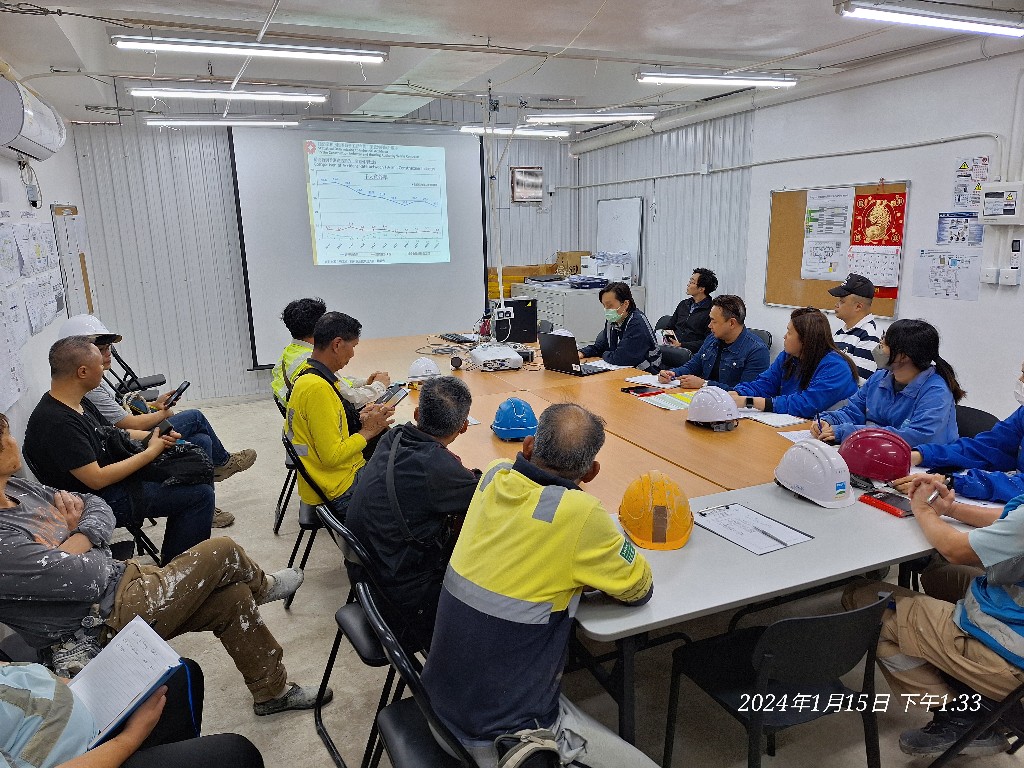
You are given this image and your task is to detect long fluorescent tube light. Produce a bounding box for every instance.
[636,70,797,87]
[836,1,1024,37]
[130,87,328,103]
[459,125,570,138]
[145,118,299,127]
[524,111,656,124]
[112,35,389,62]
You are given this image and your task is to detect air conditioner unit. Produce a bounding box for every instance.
[0,78,67,161]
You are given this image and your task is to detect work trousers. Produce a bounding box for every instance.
[169,409,230,467]
[106,537,287,703]
[843,571,1024,703]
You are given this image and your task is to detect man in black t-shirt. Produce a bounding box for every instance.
[23,337,213,562]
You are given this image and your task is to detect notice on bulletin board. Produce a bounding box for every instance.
[911,249,981,302]
[952,156,989,211]
[936,212,983,246]
[801,188,854,280]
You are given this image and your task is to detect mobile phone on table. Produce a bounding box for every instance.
[164,380,190,408]
[375,384,408,408]
[859,490,914,518]
[621,385,663,395]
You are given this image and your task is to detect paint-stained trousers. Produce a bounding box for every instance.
[105,537,287,703]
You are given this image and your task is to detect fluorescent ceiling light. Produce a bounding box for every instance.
[145,118,299,127]
[112,35,388,62]
[524,111,656,124]
[459,125,570,138]
[836,1,1024,37]
[636,70,797,87]
[130,87,328,103]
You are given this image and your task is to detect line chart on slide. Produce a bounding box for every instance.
[305,140,451,265]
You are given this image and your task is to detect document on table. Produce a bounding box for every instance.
[695,503,812,555]
[740,410,806,427]
[638,391,697,410]
[778,430,814,443]
[624,374,679,388]
[585,359,629,371]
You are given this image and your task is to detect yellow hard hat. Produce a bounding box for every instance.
[618,471,693,550]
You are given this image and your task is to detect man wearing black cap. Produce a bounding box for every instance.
[829,273,880,382]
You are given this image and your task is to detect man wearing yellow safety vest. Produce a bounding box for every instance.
[422,403,658,767]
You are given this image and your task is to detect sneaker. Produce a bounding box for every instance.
[259,568,304,605]
[212,507,235,528]
[51,634,101,678]
[213,449,257,482]
[254,683,331,716]
[899,709,1010,756]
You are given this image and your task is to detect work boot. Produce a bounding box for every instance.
[253,683,331,716]
[213,449,257,482]
[899,708,1009,756]
[211,507,235,528]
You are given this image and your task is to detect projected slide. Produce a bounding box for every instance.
[305,140,451,266]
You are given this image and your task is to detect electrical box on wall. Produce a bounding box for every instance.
[980,181,1024,225]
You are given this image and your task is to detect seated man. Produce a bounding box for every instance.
[0,410,328,716]
[346,376,480,651]
[664,267,717,353]
[286,312,394,515]
[658,295,769,390]
[422,403,657,767]
[828,273,880,382]
[23,337,213,562]
[843,475,1024,757]
[892,360,1024,503]
[272,297,391,407]
[58,315,255,528]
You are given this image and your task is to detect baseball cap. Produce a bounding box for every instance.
[828,273,875,299]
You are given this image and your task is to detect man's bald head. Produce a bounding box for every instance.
[49,336,101,380]
[530,403,606,482]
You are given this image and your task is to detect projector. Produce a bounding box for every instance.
[469,344,523,372]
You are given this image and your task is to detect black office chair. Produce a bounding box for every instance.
[663,594,890,768]
[955,404,999,439]
[929,680,1024,767]
[316,504,405,768]
[356,581,476,768]
[655,315,673,330]
[273,399,297,535]
[749,328,772,348]
[660,345,692,369]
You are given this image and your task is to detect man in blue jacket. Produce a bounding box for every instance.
[658,295,769,390]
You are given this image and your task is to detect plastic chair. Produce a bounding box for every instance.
[663,594,889,768]
[660,345,692,370]
[955,404,999,439]
[655,314,673,330]
[749,328,772,348]
[356,582,476,768]
[273,399,297,534]
[929,680,1024,767]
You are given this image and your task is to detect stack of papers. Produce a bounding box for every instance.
[740,410,806,427]
[624,374,680,388]
[778,430,814,443]
[585,359,630,371]
[638,391,697,410]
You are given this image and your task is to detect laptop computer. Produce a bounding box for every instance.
[538,332,614,377]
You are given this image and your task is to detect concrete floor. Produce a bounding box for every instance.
[159,397,1016,768]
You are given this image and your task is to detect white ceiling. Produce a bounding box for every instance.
[0,1,1015,125]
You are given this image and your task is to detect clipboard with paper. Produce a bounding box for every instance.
[694,503,813,555]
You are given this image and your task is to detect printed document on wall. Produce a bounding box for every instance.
[3,285,29,348]
[804,188,854,236]
[911,249,981,301]
[800,238,847,280]
[847,246,901,287]
[0,293,26,411]
[0,224,18,287]
[936,212,983,246]
[952,156,989,210]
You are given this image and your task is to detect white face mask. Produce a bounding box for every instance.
[1015,379,1024,406]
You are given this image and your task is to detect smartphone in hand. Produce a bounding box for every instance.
[164,381,190,408]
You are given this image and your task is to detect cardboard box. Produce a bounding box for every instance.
[486,264,558,299]
[555,251,590,277]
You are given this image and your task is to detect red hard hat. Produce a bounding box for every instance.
[838,428,912,482]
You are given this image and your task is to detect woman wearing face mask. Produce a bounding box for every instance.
[729,307,858,418]
[890,359,1024,503]
[810,319,963,446]
[577,282,662,371]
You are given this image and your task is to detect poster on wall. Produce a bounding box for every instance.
[952,156,989,210]
[850,191,906,247]
[911,248,981,302]
[936,212,983,246]
[800,188,854,280]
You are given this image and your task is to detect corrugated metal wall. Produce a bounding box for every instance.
[575,112,754,323]
[73,122,268,402]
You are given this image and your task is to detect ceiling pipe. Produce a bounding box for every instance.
[570,35,1024,154]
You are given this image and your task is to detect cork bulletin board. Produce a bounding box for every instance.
[764,182,909,318]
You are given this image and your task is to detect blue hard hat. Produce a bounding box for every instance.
[491,397,538,441]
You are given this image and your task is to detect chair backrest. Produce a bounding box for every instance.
[316,503,383,584]
[356,581,475,765]
[281,432,333,505]
[955,404,999,439]
[537,319,554,334]
[655,314,673,331]
[274,397,287,418]
[752,593,889,684]
[660,345,692,369]
[749,328,772,348]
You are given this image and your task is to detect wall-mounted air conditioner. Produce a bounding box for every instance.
[0,77,67,161]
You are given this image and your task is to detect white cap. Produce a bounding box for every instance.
[775,440,856,509]
[57,314,122,344]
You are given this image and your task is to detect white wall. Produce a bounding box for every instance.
[742,52,1024,419]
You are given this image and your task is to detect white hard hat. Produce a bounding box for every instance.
[686,386,739,432]
[57,314,122,344]
[408,356,442,380]
[775,440,856,509]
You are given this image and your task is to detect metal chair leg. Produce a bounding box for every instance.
[274,469,296,535]
[663,657,683,768]
[315,629,347,768]
[285,529,318,609]
[359,667,396,768]
[286,529,306,569]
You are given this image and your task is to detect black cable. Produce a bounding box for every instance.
[0,2,131,26]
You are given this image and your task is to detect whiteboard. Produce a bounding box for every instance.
[597,197,643,280]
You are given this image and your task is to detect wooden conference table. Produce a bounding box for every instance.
[356,335,941,742]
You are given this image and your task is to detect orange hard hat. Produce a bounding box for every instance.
[618,471,693,550]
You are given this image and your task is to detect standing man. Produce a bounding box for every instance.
[829,273,880,382]
[422,403,657,767]
[665,267,717,353]
[658,295,769,390]
[285,312,394,515]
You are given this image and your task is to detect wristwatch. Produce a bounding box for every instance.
[745,397,754,409]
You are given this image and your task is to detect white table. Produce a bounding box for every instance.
[574,481,965,742]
